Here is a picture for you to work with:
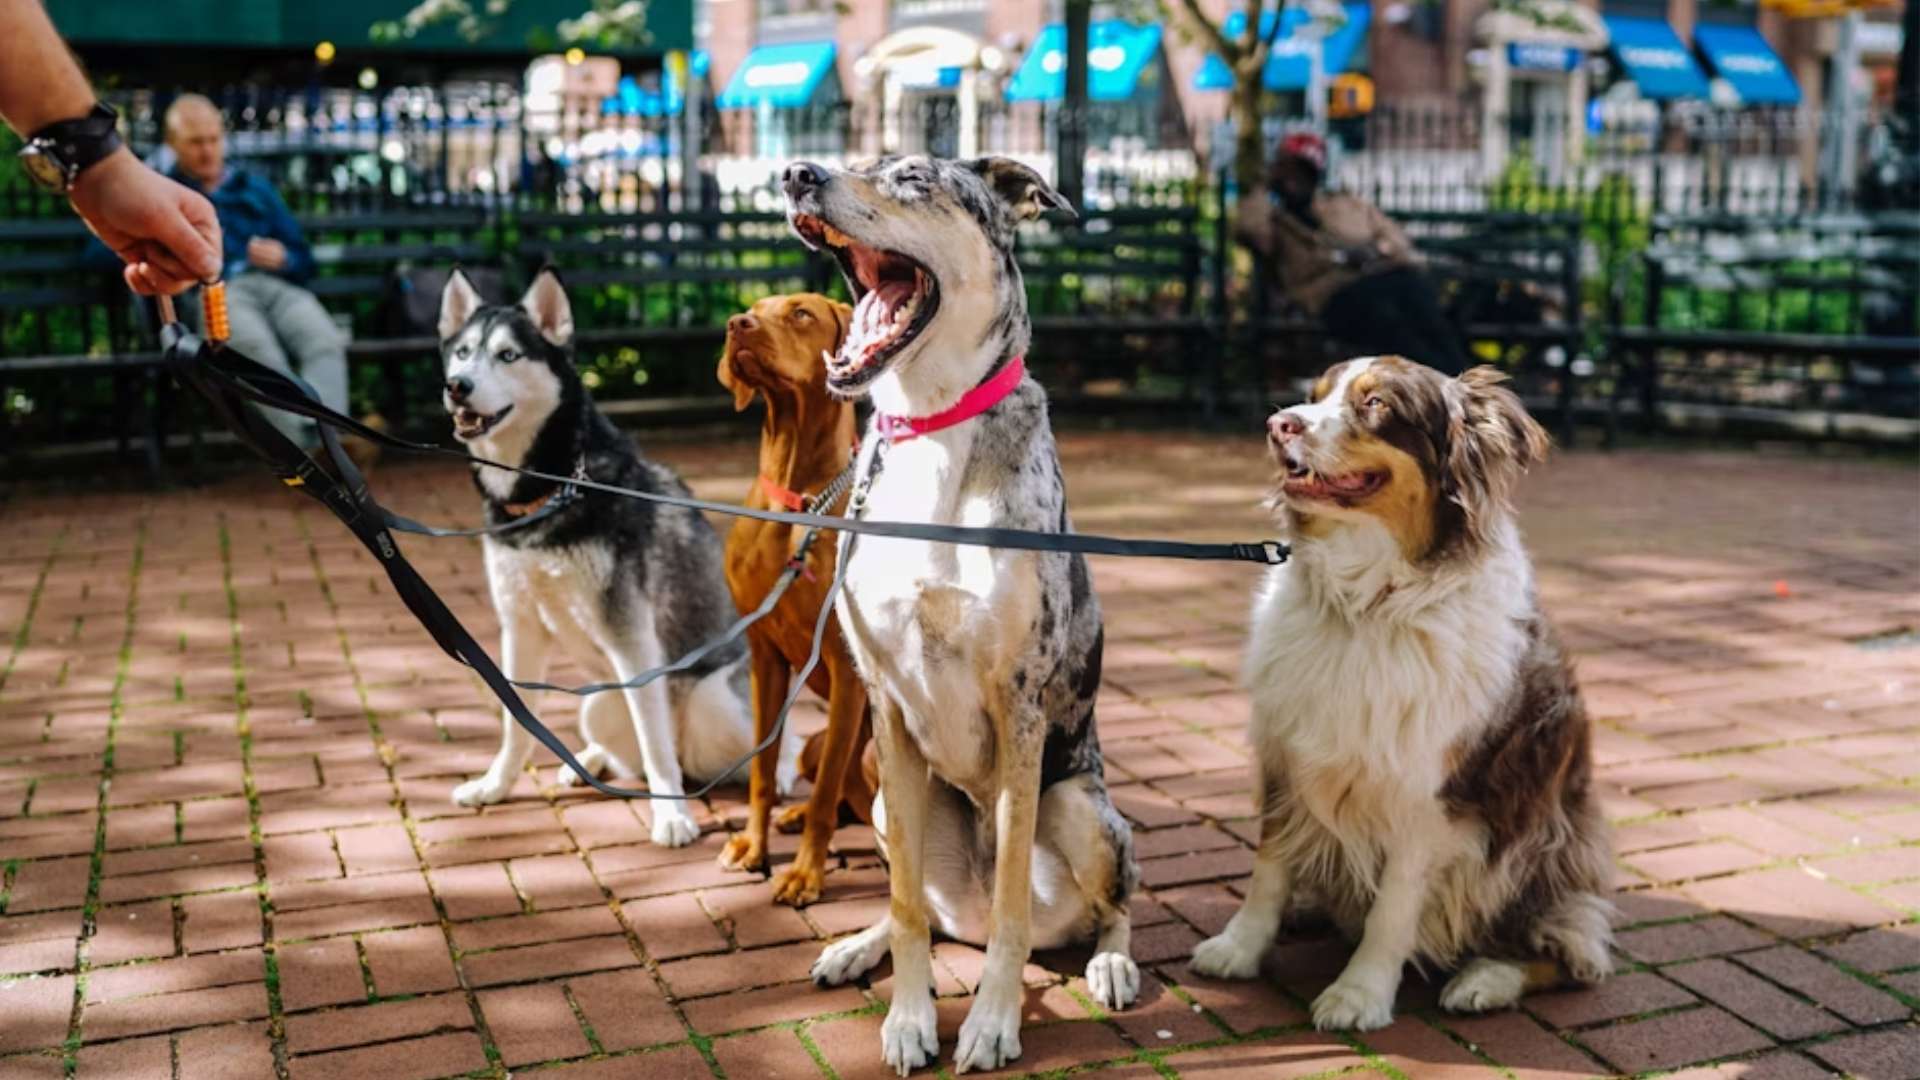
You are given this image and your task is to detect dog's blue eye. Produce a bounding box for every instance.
[498,349,518,363]
[455,345,470,359]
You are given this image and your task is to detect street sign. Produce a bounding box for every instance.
[1508,42,1582,71]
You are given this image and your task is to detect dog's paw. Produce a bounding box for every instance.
[716,832,764,872]
[555,745,609,789]
[771,861,825,907]
[773,802,808,834]
[451,773,514,807]
[953,993,1023,1074]
[1084,951,1140,1011]
[649,806,701,848]
[1439,959,1527,1015]
[1189,932,1263,981]
[1311,976,1395,1032]
[813,930,888,987]
[880,990,939,1076]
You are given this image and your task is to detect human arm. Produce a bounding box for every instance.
[251,178,315,283]
[1366,203,1418,265]
[1233,191,1277,257]
[0,0,220,293]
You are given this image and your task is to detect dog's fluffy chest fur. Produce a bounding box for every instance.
[484,539,621,675]
[1245,520,1533,877]
[838,430,1033,792]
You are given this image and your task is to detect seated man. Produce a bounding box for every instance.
[159,94,370,461]
[1236,132,1468,375]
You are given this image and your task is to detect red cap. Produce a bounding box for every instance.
[1279,131,1327,174]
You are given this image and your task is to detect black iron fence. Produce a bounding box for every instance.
[2,83,1914,464]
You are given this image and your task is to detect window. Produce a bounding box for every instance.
[892,0,987,16]
[759,0,832,18]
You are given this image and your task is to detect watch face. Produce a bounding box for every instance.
[19,145,71,193]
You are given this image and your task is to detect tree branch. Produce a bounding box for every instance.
[1165,0,1241,64]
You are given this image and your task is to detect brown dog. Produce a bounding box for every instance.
[716,292,875,906]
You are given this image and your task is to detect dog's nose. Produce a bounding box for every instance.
[782,161,828,198]
[1269,411,1306,443]
[728,313,758,335]
[446,376,473,404]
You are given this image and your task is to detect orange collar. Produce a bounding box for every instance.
[502,487,561,518]
[759,474,808,512]
[758,437,861,513]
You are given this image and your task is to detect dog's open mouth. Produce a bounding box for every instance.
[451,404,512,441]
[1280,457,1386,503]
[791,213,939,390]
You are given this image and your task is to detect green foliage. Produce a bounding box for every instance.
[372,0,650,49]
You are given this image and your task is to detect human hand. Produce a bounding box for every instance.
[247,236,287,271]
[67,148,221,295]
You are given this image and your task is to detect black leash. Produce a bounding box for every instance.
[160,310,1286,805]
[184,341,1291,568]
[164,318,810,801]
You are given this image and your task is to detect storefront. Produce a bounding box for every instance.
[1474,0,1609,171]
[854,26,996,158]
[1003,20,1176,149]
[1694,23,1802,105]
[714,40,842,157]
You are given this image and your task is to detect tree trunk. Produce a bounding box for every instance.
[1230,60,1267,194]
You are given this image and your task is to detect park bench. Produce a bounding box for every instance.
[0,216,170,475]
[515,208,833,404]
[1245,209,1586,438]
[1019,204,1218,411]
[0,207,494,478]
[1608,210,1920,439]
[301,207,496,428]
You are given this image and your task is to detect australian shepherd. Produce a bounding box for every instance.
[1190,357,1613,1031]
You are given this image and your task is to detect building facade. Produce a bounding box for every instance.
[693,0,1904,184]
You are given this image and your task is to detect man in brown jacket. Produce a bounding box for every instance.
[1235,132,1467,374]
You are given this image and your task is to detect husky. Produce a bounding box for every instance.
[436,268,793,846]
[784,156,1140,1075]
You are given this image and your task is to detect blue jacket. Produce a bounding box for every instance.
[173,167,316,285]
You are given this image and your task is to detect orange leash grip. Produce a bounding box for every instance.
[202,281,230,344]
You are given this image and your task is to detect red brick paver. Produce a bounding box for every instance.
[2,437,1916,1078]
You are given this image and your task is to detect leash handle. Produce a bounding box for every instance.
[202,282,230,344]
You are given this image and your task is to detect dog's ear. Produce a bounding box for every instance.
[965,157,1075,222]
[519,267,574,347]
[438,268,482,342]
[716,340,755,412]
[1441,366,1549,552]
[828,300,852,353]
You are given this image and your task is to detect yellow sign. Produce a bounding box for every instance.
[1330,73,1374,118]
[1761,0,1897,17]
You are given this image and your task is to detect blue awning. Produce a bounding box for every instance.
[1694,24,1800,105]
[1005,20,1163,103]
[603,75,681,116]
[1602,15,1710,100]
[1193,3,1371,93]
[715,41,837,110]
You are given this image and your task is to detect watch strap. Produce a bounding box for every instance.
[29,103,124,180]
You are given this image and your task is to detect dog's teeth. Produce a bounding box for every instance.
[823,224,850,248]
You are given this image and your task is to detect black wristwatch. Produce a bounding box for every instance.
[18,103,124,194]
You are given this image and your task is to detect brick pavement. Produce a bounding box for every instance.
[1,435,1916,1079]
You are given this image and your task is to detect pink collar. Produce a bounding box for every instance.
[873,356,1025,444]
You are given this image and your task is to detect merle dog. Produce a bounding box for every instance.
[437,268,794,845]
[784,157,1140,1075]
